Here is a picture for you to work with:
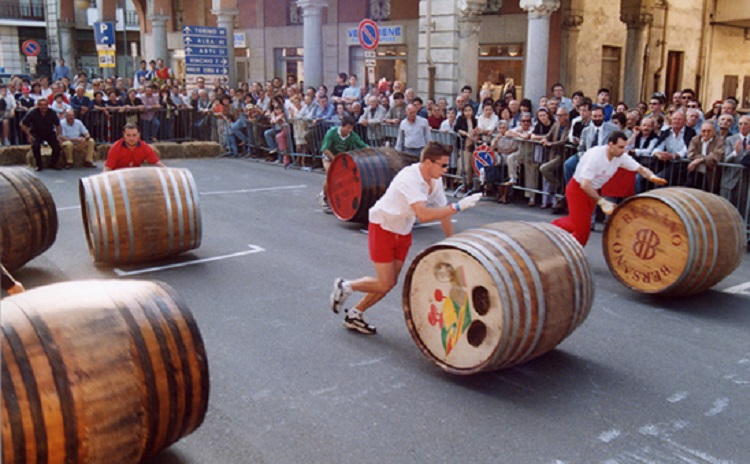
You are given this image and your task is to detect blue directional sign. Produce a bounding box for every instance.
[182,25,227,37]
[184,24,229,83]
[94,22,116,51]
[186,56,229,66]
[183,36,227,47]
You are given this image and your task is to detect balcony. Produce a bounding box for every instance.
[0,1,45,21]
[713,0,750,28]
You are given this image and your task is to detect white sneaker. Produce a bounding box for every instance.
[330,278,351,314]
[343,311,376,335]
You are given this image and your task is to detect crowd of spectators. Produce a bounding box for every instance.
[1,61,748,220]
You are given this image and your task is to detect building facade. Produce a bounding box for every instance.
[1,0,748,109]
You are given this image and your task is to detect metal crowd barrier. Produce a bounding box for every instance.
[82,107,197,143]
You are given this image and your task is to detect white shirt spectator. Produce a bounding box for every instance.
[395,116,431,151]
[477,113,499,134]
[654,127,690,158]
[60,118,90,138]
[439,118,456,132]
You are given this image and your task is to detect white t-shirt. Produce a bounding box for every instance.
[574,145,641,190]
[369,163,448,235]
[477,113,499,133]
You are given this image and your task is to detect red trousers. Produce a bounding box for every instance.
[552,178,596,246]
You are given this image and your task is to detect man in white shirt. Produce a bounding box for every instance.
[395,104,431,156]
[552,131,666,246]
[652,111,696,185]
[341,74,361,106]
[59,109,97,169]
[329,142,482,335]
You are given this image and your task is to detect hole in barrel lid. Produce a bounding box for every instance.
[472,286,490,316]
[466,320,487,347]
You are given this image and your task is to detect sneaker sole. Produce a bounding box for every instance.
[343,319,376,335]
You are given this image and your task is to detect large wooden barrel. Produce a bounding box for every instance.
[0,167,58,272]
[327,148,419,223]
[403,222,593,375]
[79,167,202,264]
[1,280,209,464]
[603,187,745,296]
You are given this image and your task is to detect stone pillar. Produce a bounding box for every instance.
[297,0,328,89]
[59,22,76,76]
[147,14,170,68]
[457,0,485,97]
[620,12,653,106]
[213,10,238,86]
[520,0,560,104]
[561,9,583,92]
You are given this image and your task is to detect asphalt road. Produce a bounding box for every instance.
[7,159,750,464]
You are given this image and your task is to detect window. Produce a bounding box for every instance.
[274,48,304,84]
[477,44,524,100]
[349,45,407,88]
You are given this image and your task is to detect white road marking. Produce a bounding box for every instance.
[57,205,81,211]
[200,184,308,196]
[723,281,750,295]
[349,357,386,367]
[667,391,688,403]
[113,244,265,276]
[705,398,729,417]
[598,429,621,443]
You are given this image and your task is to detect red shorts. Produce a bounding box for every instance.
[368,222,412,263]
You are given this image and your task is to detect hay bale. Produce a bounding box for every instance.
[0,146,31,166]
[151,142,183,160]
[182,141,222,158]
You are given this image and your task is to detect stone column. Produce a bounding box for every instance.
[561,9,583,92]
[147,14,170,67]
[297,0,328,89]
[213,10,238,86]
[457,0,485,97]
[59,22,76,76]
[620,12,653,106]
[520,0,560,104]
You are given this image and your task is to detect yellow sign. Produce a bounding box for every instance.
[98,50,116,68]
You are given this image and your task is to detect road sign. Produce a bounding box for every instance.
[98,51,116,68]
[182,25,227,37]
[186,56,229,66]
[26,55,38,64]
[358,19,379,50]
[364,59,376,68]
[183,36,228,47]
[185,66,228,75]
[21,40,40,57]
[94,22,116,48]
[184,46,228,57]
[364,50,376,59]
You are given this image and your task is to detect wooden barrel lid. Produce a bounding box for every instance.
[603,195,690,293]
[405,247,504,372]
[327,153,365,221]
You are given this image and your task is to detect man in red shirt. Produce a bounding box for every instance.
[104,122,166,171]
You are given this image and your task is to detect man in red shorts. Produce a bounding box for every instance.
[329,141,482,335]
[104,122,166,171]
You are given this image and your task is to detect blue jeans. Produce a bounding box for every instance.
[264,127,281,160]
[231,118,251,147]
[141,117,160,141]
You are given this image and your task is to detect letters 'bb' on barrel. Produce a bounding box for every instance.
[603,187,745,296]
[327,148,419,223]
[1,280,210,464]
[403,222,593,375]
[79,167,202,264]
[0,167,58,271]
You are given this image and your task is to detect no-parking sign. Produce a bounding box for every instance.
[21,40,40,57]
[358,19,379,50]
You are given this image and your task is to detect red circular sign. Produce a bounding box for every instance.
[358,19,379,51]
[21,40,41,57]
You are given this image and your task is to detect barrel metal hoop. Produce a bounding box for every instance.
[156,168,175,254]
[478,229,547,365]
[116,171,136,262]
[102,173,121,262]
[441,236,517,369]
[92,175,110,261]
[1,321,49,461]
[525,222,592,332]
[81,177,101,260]
[672,190,718,290]
[186,170,202,247]
[167,169,185,250]
[179,170,196,248]
[1,361,28,462]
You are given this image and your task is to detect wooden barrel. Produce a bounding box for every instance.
[1,280,210,464]
[0,167,58,272]
[79,167,202,264]
[327,148,419,223]
[603,187,745,296]
[402,222,593,375]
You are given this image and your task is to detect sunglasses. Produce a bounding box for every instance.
[687,104,699,108]
[432,160,449,168]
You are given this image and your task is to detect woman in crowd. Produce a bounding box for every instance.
[530,107,553,208]
[454,104,481,193]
